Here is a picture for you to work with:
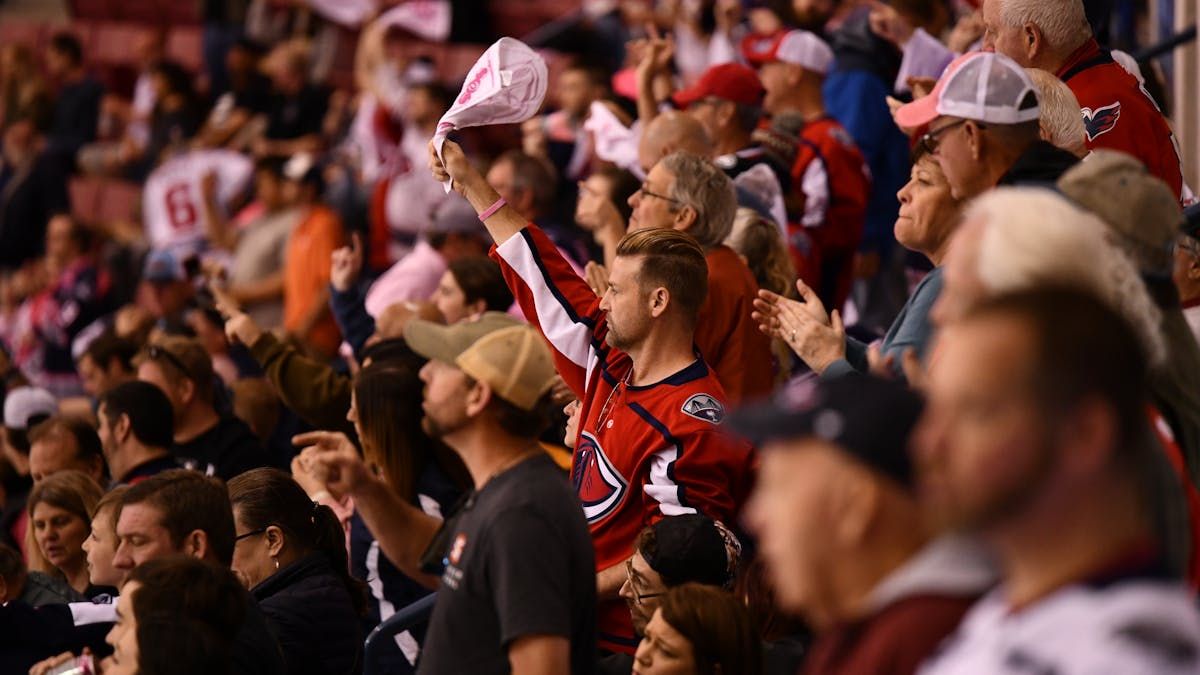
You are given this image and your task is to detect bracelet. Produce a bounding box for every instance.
[478,196,507,221]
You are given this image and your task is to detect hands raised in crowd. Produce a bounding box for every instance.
[330,232,364,293]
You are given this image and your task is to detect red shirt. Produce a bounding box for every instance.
[694,246,775,404]
[1056,40,1187,203]
[789,117,871,310]
[1149,405,1200,589]
[492,226,756,653]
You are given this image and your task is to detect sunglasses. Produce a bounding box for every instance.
[918,119,983,156]
[146,344,191,380]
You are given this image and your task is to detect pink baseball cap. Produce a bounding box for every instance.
[894,51,1041,129]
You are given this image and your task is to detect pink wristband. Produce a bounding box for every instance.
[478,197,507,221]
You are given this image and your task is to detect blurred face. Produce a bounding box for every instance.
[418,360,473,439]
[231,507,274,590]
[627,164,680,233]
[744,441,845,616]
[1172,236,1200,301]
[894,157,959,260]
[562,400,581,449]
[912,317,1054,534]
[576,174,615,225]
[406,88,442,128]
[619,552,667,635]
[432,271,471,325]
[981,0,1030,65]
[32,502,90,572]
[599,255,652,352]
[930,218,989,328]
[45,215,77,264]
[556,69,598,119]
[113,502,179,572]
[78,354,119,398]
[137,361,185,421]
[143,280,193,320]
[791,0,837,30]
[759,62,796,114]
[255,170,284,211]
[29,433,86,484]
[686,99,725,143]
[487,160,517,206]
[632,609,697,675]
[84,507,124,587]
[105,581,140,675]
[97,407,121,462]
[45,47,70,78]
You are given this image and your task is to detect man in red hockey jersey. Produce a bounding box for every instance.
[429,139,756,654]
[980,0,1191,204]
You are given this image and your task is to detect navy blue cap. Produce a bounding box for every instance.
[729,373,925,489]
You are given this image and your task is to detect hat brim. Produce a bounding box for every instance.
[727,400,816,446]
[894,94,941,130]
[403,320,466,366]
[671,85,705,109]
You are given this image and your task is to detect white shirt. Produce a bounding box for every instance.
[142,150,254,256]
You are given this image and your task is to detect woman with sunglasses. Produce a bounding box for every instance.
[228,467,367,675]
[754,145,963,382]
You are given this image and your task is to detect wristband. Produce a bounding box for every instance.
[478,196,507,221]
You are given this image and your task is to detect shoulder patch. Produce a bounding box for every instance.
[1082,101,1121,141]
[1113,619,1199,667]
[681,394,725,424]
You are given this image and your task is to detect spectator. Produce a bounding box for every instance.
[43,32,103,169]
[0,43,51,130]
[133,60,204,178]
[3,385,57,478]
[1175,206,1200,344]
[135,337,270,480]
[633,583,760,675]
[753,29,871,312]
[197,38,272,149]
[485,150,587,266]
[82,486,128,590]
[980,0,1188,201]
[280,154,345,359]
[434,139,756,653]
[0,117,69,271]
[754,145,963,379]
[229,378,281,449]
[523,62,609,188]
[97,381,179,486]
[254,46,328,159]
[915,288,1200,673]
[112,470,286,675]
[76,332,138,400]
[431,256,514,325]
[1024,67,1087,158]
[736,374,995,674]
[362,197,494,323]
[626,152,775,402]
[726,208,797,299]
[1058,152,1200,489]
[301,318,597,673]
[636,110,714,176]
[0,540,75,608]
[574,165,641,267]
[28,416,106,485]
[77,28,166,177]
[228,468,365,675]
[211,157,301,329]
[25,470,105,599]
[895,52,1077,202]
[139,250,195,326]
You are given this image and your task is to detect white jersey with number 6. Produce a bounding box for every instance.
[142,150,254,256]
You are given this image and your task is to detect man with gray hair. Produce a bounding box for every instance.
[1024,68,1087,158]
[626,152,775,403]
[980,0,1188,201]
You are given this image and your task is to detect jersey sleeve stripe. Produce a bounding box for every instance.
[629,402,697,516]
[798,139,831,228]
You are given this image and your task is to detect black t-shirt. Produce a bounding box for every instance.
[418,453,596,675]
[171,415,274,480]
[265,85,329,140]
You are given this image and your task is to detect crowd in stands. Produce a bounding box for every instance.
[1,0,1199,673]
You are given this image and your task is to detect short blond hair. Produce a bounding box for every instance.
[1025,68,1086,157]
[616,228,710,323]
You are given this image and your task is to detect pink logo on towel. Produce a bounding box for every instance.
[458,66,490,105]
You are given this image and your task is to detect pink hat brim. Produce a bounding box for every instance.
[894,93,940,129]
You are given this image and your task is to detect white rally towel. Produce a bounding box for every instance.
[376,0,453,43]
[305,0,378,27]
[433,37,549,192]
[584,100,644,178]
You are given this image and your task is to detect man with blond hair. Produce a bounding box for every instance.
[980,0,1188,201]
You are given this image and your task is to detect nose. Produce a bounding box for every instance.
[419,362,432,383]
[633,639,652,666]
[897,182,912,205]
[113,543,134,571]
[618,576,634,601]
[628,190,640,209]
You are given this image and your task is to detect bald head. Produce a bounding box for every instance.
[638,111,714,173]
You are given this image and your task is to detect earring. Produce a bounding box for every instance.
[273,557,279,571]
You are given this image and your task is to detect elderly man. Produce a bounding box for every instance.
[895,51,1077,201]
[980,0,1188,202]
[915,288,1200,673]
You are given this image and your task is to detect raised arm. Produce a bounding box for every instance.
[428,139,526,245]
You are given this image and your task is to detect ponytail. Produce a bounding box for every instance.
[311,501,367,615]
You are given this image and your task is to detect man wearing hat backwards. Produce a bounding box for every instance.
[738,374,995,675]
[299,313,597,675]
[894,51,1077,202]
[751,28,871,313]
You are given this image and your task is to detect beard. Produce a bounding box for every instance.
[421,410,468,440]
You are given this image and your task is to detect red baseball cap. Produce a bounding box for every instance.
[672,63,765,108]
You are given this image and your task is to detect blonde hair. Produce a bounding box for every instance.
[25,471,104,579]
[1025,68,1087,157]
[968,187,1165,366]
[727,208,796,298]
[999,0,1092,54]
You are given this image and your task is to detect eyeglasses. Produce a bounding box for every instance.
[636,184,683,206]
[625,558,666,605]
[146,344,191,379]
[234,527,267,542]
[918,119,980,156]
[1175,235,1200,258]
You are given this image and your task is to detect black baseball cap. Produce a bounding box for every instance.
[1183,203,1200,239]
[729,373,925,489]
[640,514,740,588]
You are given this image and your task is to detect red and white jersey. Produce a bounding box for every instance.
[142,150,254,256]
[919,577,1200,675]
[492,224,757,653]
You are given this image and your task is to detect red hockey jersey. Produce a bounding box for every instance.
[1057,40,1188,203]
[492,225,757,653]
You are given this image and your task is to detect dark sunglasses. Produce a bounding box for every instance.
[146,344,191,379]
[918,119,982,156]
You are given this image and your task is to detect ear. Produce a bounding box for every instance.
[1024,23,1042,61]
[673,204,699,232]
[115,413,133,444]
[465,379,492,418]
[965,121,984,161]
[466,298,488,318]
[178,377,197,407]
[834,470,880,547]
[183,529,209,560]
[1056,398,1118,475]
[647,286,671,319]
[265,525,286,558]
[716,101,737,129]
[1188,257,1200,280]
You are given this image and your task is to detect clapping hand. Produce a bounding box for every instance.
[752,279,846,374]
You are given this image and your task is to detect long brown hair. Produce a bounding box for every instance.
[657,583,762,675]
[353,362,470,502]
[25,470,103,577]
[228,468,367,615]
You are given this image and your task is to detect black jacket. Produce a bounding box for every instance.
[998,140,1080,188]
[253,553,364,675]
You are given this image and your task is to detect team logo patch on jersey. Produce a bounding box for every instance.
[448,533,467,566]
[681,394,725,424]
[1082,101,1121,141]
[572,432,627,524]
